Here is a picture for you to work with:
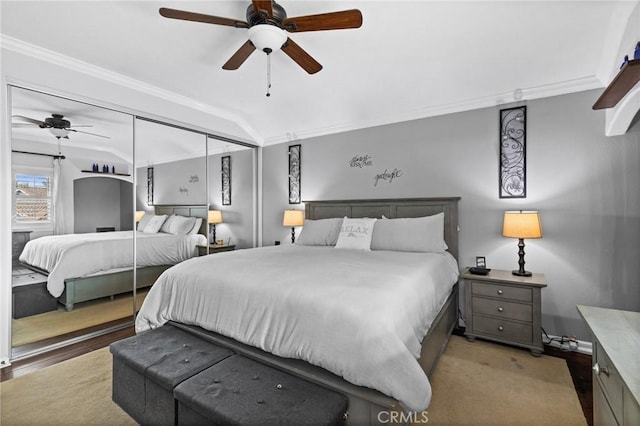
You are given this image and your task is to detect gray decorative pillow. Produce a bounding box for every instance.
[160,214,177,233]
[137,213,152,232]
[142,215,168,234]
[168,215,197,235]
[296,218,344,246]
[371,213,448,252]
[188,218,203,235]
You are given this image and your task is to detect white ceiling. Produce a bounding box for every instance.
[10,86,246,166]
[1,1,634,147]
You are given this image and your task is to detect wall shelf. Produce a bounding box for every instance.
[593,59,640,110]
[81,170,131,177]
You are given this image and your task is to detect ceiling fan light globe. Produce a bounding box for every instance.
[248,24,286,53]
[49,128,70,139]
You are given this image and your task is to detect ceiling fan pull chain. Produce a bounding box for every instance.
[266,51,272,97]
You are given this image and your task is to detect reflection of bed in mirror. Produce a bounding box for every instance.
[16,205,207,313]
[134,198,460,423]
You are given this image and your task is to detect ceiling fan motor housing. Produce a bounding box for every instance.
[246,2,287,27]
[44,113,70,129]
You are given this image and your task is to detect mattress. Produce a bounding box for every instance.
[19,231,207,298]
[135,245,459,411]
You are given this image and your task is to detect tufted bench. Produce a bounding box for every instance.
[110,324,233,426]
[174,354,348,426]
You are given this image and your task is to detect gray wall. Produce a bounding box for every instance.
[74,177,132,233]
[261,89,640,341]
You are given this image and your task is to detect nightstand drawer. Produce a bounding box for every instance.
[472,281,532,303]
[594,342,623,421]
[472,316,532,343]
[472,298,532,322]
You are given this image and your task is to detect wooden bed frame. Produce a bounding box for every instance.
[24,204,208,312]
[172,197,461,425]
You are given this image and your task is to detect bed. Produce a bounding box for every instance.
[17,204,208,311]
[134,197,461,424]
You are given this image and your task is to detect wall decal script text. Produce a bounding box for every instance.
[374,168,403,186]
[349,154,373,168]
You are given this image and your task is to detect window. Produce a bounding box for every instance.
[14,172,53,225]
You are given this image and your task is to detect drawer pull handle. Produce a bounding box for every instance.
[592,363,610,377]
[498,326,504,331]
[497,289,503,295]
[498,307,504,312]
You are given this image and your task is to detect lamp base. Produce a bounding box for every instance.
[512,269,532,277]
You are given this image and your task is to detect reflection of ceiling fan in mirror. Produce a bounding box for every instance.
[12,114,110,140]
[159,1,363,94]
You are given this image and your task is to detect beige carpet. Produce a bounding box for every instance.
[12,289,149,347]
[0,336,586,426]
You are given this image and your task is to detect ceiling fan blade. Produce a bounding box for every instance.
[11,115,47,127]
[68,125,93,128]
[281,38,322,74]
[159,8,248,29]
[283,9,362,32]
[222,40,256,70]
[12,123,39,128]
[252,1,273,18]
[67,129,111,139]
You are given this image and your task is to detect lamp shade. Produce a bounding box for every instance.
[208,210,223,224]
[503,211,542,239]
[283,210,304,227]
[135,211,145,223]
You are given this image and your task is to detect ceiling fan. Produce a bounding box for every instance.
[159,1,363,76]
[12,114,110,140]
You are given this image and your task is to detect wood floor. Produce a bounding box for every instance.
[1,323,135,382]
[0,327,593,425]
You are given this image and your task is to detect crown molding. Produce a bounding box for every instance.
[263,75,603,146]
[1,35,263,145]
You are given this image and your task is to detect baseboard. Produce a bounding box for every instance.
[543,333,592,356]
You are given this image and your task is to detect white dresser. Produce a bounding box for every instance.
[577,305,640,425]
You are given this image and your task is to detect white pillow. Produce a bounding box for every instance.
[168,215,197,235]
[335,217,377,250]
[188,218,203,235]
[371,213,448,253]
[137,213,152,231]
[296,218,344,246]
[142,214,167,234]
[160,214,177,233]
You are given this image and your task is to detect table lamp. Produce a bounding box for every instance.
[208,210,223,244]
[283,210,304,243]
[503,210,542,277]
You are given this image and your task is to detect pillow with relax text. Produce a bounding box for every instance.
[334,217,377,250]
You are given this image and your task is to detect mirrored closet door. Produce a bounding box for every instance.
[132,118,208,315]
[10,86,135,356]
[9,87,258,360]
[206,136,258,250]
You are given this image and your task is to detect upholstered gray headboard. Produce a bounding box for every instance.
[154,204,208,235]
[304,198,460,260]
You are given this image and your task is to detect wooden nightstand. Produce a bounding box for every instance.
[198,244,236,256]
[461,268,547,356]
